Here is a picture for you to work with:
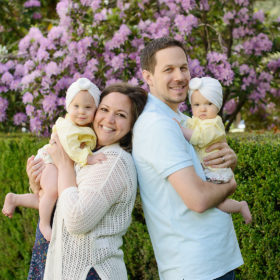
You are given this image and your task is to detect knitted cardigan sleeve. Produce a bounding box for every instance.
[58,146,134,235]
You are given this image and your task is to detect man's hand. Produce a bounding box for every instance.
[203,142,237,170]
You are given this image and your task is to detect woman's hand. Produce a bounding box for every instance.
[47,133,74,170]
[26,155,44,194]
[203,142,237,169]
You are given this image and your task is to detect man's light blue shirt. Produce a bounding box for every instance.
[132,94,243,280]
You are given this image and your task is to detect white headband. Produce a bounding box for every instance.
[188,77,223,111]
[66,78,100,111]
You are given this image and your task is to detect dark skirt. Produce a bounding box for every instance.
[27,221,101,280]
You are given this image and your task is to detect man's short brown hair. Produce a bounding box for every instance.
[140,37,188,73]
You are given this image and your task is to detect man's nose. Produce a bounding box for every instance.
[174,69,184,81]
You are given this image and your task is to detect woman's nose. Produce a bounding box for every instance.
[106,113,115,123]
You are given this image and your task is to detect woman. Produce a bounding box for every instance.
[27,83,147,280]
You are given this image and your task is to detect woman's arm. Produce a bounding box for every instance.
[57,151,131,235]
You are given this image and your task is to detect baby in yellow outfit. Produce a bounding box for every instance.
[2,78,105,240]
[180,77,252,224]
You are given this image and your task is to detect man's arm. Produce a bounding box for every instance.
[168,165,236,213]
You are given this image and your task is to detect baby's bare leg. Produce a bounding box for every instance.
[218,199,252,224]
[39,164,58,241]
[2,193,39,218]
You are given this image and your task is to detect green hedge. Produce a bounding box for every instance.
[0,132,279,280]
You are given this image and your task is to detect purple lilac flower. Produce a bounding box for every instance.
[94,8,107,22]
[80,0,92,6]
[188,58,205,77]
[224,99,236,114]
[207,52,234,85]
[234,0,249,6]
[54,77,71,93]
[106,24,131,50]
[199,0,209,11]
[1,72,13,84]
[235,8,249,25]
[5,61,14,70]
[179,0,193,12]
[175,14,198,35]
[21,70,41,88]
[10,79,21,91]
[42,94,58,113]
[223,11,235,24]
[128,77,138,86]
[110,54,125,71]
[159,0,179,14]
[239,64,256,90]
[243,33,272,56]
[105,78,123,86]
[85,58,98,73]
[267,59,280,72]
[178,102,188,112]
[56,0,70,19]
[48,26,64,42]
[0,96,8,122]
[13,113,27,125]
[18,27,43,53]
[57,97,66,107]
[0,86,8,93]
[33,12,42,19]
[91,0,101,10]
[77,37,93,54]
[45,61,60,77]
[22,92,34,104]
[24,0,41,8]
[30,116,42,133]
[233,27,253,39]
[0,63,7,74]
[253,10,264,22]
[37,48,49,61]
[14,64,25,77]
[26,105,35,116]
[23,60,35,74]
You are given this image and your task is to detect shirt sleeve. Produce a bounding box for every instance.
[58,149,133,235]
[134,113,194,179]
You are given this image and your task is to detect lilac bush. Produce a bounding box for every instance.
[0,0,279,134]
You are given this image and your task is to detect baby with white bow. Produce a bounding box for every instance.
[179,77,252,224]
[2,78,106,240]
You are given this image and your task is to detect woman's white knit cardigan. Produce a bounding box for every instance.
[44,144,137,280]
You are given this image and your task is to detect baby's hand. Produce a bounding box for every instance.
[87,153,107,165]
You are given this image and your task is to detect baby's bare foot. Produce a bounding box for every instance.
[2,193,17,218]
[39,222,52,242]
[240,201,252,224]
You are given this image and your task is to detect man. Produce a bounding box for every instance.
[132,37,243,280]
